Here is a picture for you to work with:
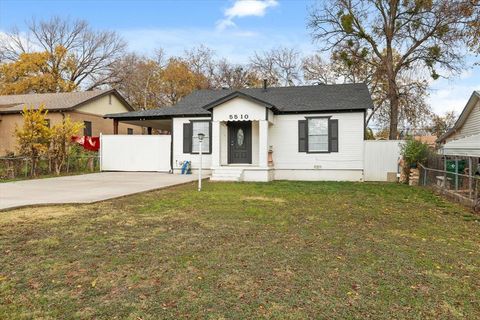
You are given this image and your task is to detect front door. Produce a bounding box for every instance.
[228,121,252,164]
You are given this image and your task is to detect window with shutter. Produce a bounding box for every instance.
[191,121,211,153]
[307,118,329,152]
[299,117,339,153]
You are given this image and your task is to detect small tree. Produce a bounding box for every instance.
[400,139,430,183]
[401,139,430,167]
[15,105,51,176]
[50,116,84,175]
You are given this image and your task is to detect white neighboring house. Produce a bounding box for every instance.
[105,83,373,182]
[437,90,480,159]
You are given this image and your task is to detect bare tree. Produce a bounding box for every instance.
[302,53,336,84]
[308,0,473,139]
[112,53,166,110]
[213,59,261,89]
[250,47,302,86]
[0,16,126,90]
[183,45,217,88]
[427,110,457,137]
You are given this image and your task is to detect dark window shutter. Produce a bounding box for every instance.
[208,121,212,154]
[329,119,338,152]
[183,123,192,153]
[298,120,307,152]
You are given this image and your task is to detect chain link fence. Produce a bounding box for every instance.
[0,155,100,180]
[419,164,480,212]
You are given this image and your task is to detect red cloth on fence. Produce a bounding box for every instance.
[71,136,100,152]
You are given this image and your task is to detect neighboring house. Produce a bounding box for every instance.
[437,91,480,159]
[0,89,141,155]
[414,135,437,148]
[437,91,480,144]
[106,83,373,182]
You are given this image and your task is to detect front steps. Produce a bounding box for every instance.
[210,168,244,181]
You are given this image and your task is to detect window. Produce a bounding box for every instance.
[192,121,210,153]
[127,128,133,135]
[308,118,329,152]
[84,121,92,136]
[298,117,338,153]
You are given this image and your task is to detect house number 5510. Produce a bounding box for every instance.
[229,114,249,120]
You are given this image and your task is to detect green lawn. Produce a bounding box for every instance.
[1,181,479,319]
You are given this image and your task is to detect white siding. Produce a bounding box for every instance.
[451,99,480,141]
[213,97,266,122]
[173,117,212,171]
[172,112,366,181]
[269,112,365,172]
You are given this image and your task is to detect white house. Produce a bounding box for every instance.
[437,90,480,154]
[105,83,373,182]
[437,91,480,168]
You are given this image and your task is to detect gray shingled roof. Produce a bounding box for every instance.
[0,89,133,114]
[105,83,373,119]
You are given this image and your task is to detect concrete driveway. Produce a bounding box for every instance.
[0,172,199,211]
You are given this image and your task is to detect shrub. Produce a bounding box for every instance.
[401,139,430,167]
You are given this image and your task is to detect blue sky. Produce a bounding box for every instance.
[0,0,479,115]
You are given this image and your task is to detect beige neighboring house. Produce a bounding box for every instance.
[0,89,142,155]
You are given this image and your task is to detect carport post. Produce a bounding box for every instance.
[99,133,103,172]
[113,119,119,135]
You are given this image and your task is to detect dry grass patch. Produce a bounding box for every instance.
[1,181,479,319]
[242,196,287,203]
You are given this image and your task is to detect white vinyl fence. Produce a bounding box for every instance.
[100,135,171,172]
[364,140,404,181]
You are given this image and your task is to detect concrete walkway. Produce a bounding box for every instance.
[0,172,199,211]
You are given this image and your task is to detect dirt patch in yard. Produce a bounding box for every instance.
[242,196,286,203]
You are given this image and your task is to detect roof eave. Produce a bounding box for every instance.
[203,91,279,112]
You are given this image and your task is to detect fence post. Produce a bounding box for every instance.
[455,157,459,191]
[423,165,427,186]
[443,157,447,189]
[469,157,473,199]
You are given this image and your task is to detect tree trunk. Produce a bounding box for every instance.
[388,87,399,140]
[385,45,399,140]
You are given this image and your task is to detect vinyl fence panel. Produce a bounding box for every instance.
[101,135,171,172]
[364,140,403,181]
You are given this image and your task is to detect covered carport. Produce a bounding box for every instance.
[435,134,480,207]
[102,110,176,172]
[438,133,480,179]
[440,134,480,159]
[104,110,174,135]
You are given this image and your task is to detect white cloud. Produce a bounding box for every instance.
[217,0,279,31]
[427,72,480,115]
